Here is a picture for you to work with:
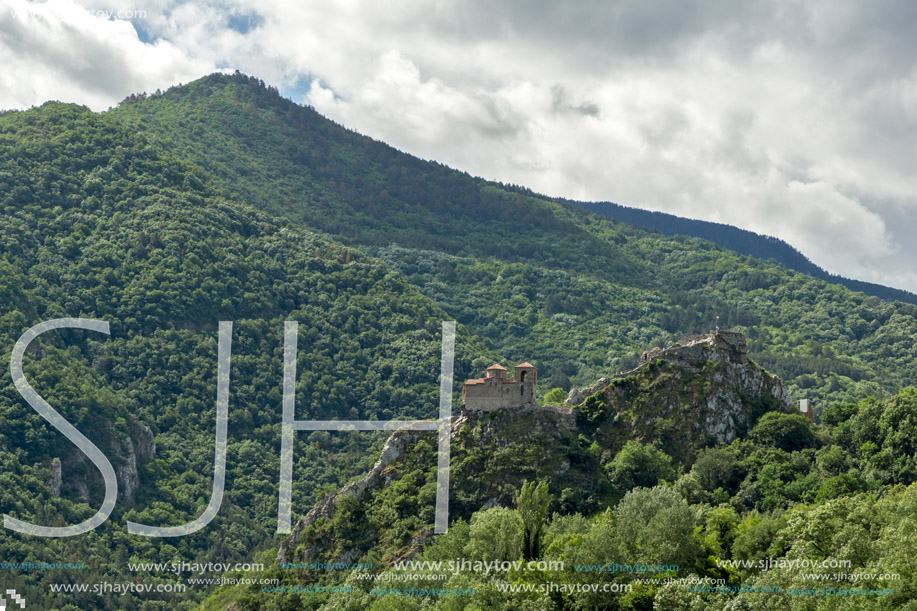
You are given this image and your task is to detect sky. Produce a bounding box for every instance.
[1,0,916,291]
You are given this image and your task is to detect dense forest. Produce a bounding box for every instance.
[0,72,916,609]
[0,102,491,609]
[109,73,917,409]
[228,391,917,611]
[575,200,917,306]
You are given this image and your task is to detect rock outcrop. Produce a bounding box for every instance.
[48,457,62,498]
[277,330,791,568]
[567,377,611,406]
[51,419,156,505]
[117,435,140,505]
[633,330,750,371]
[578,331,792,462]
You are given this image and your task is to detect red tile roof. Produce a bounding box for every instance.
[486,364,508,371]
[515,362,536,368]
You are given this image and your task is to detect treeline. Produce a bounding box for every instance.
[233,390,917,610]
[576,200,917,306]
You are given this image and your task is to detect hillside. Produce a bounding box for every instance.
[575,200,917,305]
[218,334,917,610]
[2,73,917,609]
[110,73,917,409]
[273,331,789,568]
[0,101,491,610]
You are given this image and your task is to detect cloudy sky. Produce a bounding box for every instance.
[2,0,915,291]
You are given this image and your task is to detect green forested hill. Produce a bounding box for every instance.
[110,73,917,407]
[3,73,917,610]
[576,200,917,306]
[0,102,491,609]
[221,344,917,611]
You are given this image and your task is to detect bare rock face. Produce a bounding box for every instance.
[135,424,156,460]
[567,377,611,406]
[590,331,792,462]
[54,420,153,504]
[566,387,585,405]
[76,480,90,500]
[117,435,140,505]
[119,422,155,504]
[634,331,748,371]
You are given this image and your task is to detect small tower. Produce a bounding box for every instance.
[515,362,537,402]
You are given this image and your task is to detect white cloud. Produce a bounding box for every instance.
[0,0,211,109]
[2,0,916,291]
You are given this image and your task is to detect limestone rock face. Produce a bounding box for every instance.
[55,420,155,505]
[589,331,792,462]
[117,435,140,505]
[567,377,611,406]
[135,424,156,460]
[633,330,749,371]
[566,387,585,405]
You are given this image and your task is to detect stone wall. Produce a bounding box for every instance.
[464,378,532,411]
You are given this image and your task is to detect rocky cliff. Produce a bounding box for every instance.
[569,331,792,463]
[277,331,791,566]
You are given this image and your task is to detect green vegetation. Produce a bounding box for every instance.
[0,101,490,609]
[515,481,552,560]
[1,73,916,609]
[578,200,917,305]
[109,73,917,407]
[246,389,917,610]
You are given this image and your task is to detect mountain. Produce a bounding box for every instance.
[2,73,917,609]
[108,73,917,410]
[220,332,917,610]
[574,200,917,305]
[277,330,792,572]
[0,100,491,610]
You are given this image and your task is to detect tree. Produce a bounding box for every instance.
[606,440,677,495]
[750,412,818,452]
[515,480,553,560]
[466,507,523,562]
[614,486,702,571]
[692,446,743,494]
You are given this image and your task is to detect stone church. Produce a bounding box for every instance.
[462,362,537,411]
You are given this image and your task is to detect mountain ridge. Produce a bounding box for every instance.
[574,200,917,305]
[104,72,917,410]
[4,73,917,609]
